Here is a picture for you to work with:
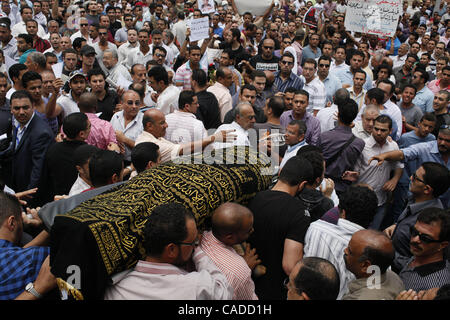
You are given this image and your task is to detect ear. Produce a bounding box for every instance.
[339,208,346,220]
[166,243,179,259]
[360,260,371,275]
[297,180,308,193]
[439,241,449,252]
[75,164,83,174]
[110,173,119,184]
[146,161,156,170]
[4,215,17,232]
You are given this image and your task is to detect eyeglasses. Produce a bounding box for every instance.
[155,53,165,58]
[410,226,441,243]
[280,60,294,65]
[263,46,274,50]
[177,239,200,247]
[412,172,426,184]
[99,32,107,35]
[440,124,449,129]
[80,23,88,26]
[319,63,330,68]
[125,19,132,21]
[0,22,9,28]
[270,29,278,32]
[283,41,292,45]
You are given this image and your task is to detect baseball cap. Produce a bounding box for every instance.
[80,45,96,56]
[68,70,86,82]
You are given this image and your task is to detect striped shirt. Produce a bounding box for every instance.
[303,218,364,299]
[200,231,258,300]
[301,76,327,113]
[174,61,208,91]
[399,258,450,292]
[273,71,304,93]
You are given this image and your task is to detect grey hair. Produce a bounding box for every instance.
[235,101,252,117]
[163,29,174,41]
[362,104,380,117]
[28,51,47,69]
[104,49,118,60]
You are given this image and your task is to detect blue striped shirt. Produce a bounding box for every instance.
[0,239,49,300]
[273,71,304,92]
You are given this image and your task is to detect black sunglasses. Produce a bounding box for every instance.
[410,226,441,243]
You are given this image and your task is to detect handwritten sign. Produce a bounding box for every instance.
[344,0,402,38]
[189,17,210,42]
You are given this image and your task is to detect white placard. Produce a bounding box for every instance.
[116,73,132,89]
[232,0,272,16]
[344,0,402,38]
[199,0,215,14]
[51,62,64,78]
[189,16,210,42]
[206,48,223,65]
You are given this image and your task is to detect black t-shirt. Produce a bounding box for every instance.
[247,190,310,300]
[249,55,280,72]
[195,90,222,130]
[97,89,119,122]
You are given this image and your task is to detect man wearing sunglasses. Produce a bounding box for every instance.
[380,162,450,273]
[274,52,303,93]
[399,207,450,291]
[104,203,232,300]
[70,17,92,45]
[114,13,134,47]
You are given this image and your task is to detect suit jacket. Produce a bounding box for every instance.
[11,113,54,192]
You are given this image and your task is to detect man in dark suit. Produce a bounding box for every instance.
[7,90,54,193]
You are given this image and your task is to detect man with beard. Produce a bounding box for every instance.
[336,50,373,91]
[103,203,233,300]
[87,68,119,122]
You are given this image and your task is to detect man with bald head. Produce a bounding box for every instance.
[77,92,118,150]
[200,202,259,300]
[352,105,380,140]
[342,230,404,300]
[110,90,144,164]
[135,109,235,163]
[213,102,256,149]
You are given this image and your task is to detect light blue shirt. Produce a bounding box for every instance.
[412,86,434,114]
[322,74,342,105]
[336,68,373,91]
[397,131,436,185]
[302,45,322,65]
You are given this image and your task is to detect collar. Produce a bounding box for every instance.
[0,239,14,248]
[408,198,443,215]
[135,260,188,276]
[287,139,306,152]
[173,110,196,118]
[406,259,447,277]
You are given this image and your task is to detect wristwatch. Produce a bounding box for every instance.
[25,282,43,299]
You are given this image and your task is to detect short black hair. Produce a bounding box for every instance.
[191,68,207,87]
[294,257,340,300]
[21,71,42,89]
[297,150,324,186]
[337,98,358,125]
[374,114,393,130]
[143,203,195,257]
[178,90,196,110]
[0,191,22,226]
[147,65,168,85]
[17,33,33,46]
[366,88,385,105]
[74,144,98,167]
[62,112,89,139]
[422,162,450,198]
[87,68,106,81]
[416,207,450,242]
[88,150,124,188]
[8,63,28,84]
[131,142,160,173]
[278,156,313,187]
[10,90,33,104]
[267,96,285,118]
[338,185,378,229]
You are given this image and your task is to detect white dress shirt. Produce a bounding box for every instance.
[213,121,249,149]
[207,82,233,122]
[165,110,207,144]
[156,85,180,115]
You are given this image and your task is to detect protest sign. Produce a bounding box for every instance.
[344,0,402,38]
[189,16,210,42]
[302,7,323,29]
[51,62,64,78]
[199,0,215,14]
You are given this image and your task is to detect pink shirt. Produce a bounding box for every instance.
[200,231,258,300]
[85,113,117,150]
[427,79,450,94]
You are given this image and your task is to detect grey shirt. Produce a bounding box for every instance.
[398,102,423,127]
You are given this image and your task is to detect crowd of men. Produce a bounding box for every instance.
[0,0,449,301]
